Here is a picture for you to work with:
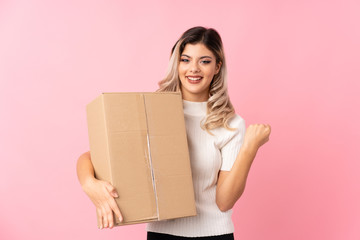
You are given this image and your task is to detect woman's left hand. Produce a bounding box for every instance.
[242,124,271,151]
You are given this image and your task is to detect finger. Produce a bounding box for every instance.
[96,208,103,229]
[105,205,114,229]
[104,182,119,198]
[101,206,109,228]
[110,190,119,198]
[109,197,123,222]
[263,124,271,136]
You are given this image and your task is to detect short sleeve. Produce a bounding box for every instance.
[220,115,246,171]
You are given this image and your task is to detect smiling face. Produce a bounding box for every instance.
[178,43,221,102]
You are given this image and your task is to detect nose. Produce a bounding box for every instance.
[189,61,200,73]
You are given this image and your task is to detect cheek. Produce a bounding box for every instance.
[178,65,187,78]
[177,67,185,82]
[204,69,216,80]
[203,64,216,77]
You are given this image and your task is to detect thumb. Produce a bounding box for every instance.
[104,182,119,198]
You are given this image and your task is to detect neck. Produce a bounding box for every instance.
[181,89,209,102]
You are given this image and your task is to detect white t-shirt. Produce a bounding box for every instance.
[146,100,246,237]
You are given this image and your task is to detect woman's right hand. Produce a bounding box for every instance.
[82,177,123,229]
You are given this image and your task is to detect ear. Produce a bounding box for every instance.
[215,61,222,74]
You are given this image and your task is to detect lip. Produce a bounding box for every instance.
[187,75,203,78]
[186,76,203,84]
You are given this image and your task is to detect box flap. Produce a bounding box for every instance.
[143,93,197,220]
[103,93,157,223]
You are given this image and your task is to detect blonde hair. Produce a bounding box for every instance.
[157,27,236,133]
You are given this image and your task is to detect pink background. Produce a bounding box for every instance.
[0,0,359,239]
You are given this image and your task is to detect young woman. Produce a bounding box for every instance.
[77,26,271,240]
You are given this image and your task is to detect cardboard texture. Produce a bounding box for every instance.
[86,92,196,226]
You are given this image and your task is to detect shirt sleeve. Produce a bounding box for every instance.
[220,115,246,171]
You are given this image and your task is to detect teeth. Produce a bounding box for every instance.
[188,77,202,81]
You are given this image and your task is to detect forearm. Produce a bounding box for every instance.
[76,151,95,189]
[76,151,123,227]
[216,145,258,211]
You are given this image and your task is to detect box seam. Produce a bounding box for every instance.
[143,94,160,220]
[102,94,114,191]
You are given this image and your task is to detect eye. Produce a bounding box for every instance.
[180,58,189,62]
[201,60,211,64]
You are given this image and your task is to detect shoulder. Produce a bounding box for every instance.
[212,113,246,148]
[227,114,246,130]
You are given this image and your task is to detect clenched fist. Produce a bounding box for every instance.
[242,124,271,151]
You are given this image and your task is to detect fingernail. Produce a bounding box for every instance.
[119,217,123,222]
[113,192,119,198]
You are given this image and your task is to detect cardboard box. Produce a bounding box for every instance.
[86,92,196,226]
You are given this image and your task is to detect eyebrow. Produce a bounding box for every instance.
[181,54,213,59]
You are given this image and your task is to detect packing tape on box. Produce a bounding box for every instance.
[143,95,160,219]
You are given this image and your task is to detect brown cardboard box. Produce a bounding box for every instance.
[86,92,196,226]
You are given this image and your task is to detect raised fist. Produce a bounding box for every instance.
[242,124,271,150]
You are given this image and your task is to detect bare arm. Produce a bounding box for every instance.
[76,151,123,228]
[76,151,95,187]
[216,124,271,212]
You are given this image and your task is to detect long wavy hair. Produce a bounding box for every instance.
[157,26,235,132]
